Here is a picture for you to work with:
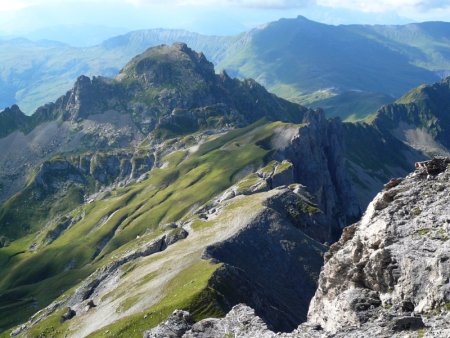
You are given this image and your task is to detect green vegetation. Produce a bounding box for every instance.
[88,261,222,338]
[0,121,285,333]
[0,181,86,241]
[308,91,394,121]
[343,122,412,176]
[218,16,445,120]
[234,173,266,195]
[375,77,450,149]
[274,160,293,175]
[436,228,449,242]
[20,307,71,338]
[412,208,422,217]
[416,228,430,236]
[0,33,235,114]
[417,328,425,338]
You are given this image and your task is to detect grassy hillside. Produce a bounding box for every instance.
[308,91,394,121]
[217,17,445,103]
[0,120,283,333]
[341,76,450,207]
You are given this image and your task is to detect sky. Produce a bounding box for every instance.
[1,0,450,45]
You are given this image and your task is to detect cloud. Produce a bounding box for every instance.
[316,0,450,13]
[125,0,312,9]
[1,0,449,13]
[0,0,33,11]
[123,0,450,12]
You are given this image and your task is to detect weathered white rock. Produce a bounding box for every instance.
[307,159,450,338]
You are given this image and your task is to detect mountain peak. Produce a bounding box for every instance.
[372,75,450,153]
[1,104,24,116]
[117,42,215,86]
[0,104,29,138]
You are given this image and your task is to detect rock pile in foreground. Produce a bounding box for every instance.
[146,157,450,338]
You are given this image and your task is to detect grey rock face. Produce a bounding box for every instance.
[280,111,361,242]
[256,160,295,189]
[144,310,193,338]
[201,188,327,332]
[33,159,86,189]
[144,305,275,338]
[60,308,76,322]
[31,150,155,195]
[307,157,450,336]
[0,110,144,203]
[186,305,275,338]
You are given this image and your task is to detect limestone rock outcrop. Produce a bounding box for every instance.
[307,157,450,338]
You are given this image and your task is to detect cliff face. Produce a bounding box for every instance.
[306,157,450,337]
[282,111,360,239]
[374,77,450,152]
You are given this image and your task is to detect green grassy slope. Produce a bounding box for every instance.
[349,22,450,72]
[218,17,442,100]
[341,76,450,207]
[308,91,394,121]
[373,76,450,149]
[0,121,283,333]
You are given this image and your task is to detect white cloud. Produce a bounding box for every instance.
[122,0,450,12]
[0,0,126,12]
[124,0,313,8]
[1,0,449,13]
[317,0,450,13]
[0,0,33,11]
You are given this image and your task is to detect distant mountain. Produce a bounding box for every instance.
[0,32,235,114]
[218,17,449,108]
[2,17,450,119]
[343,76,450,206]
[374,76,450,153]
[23,25,129,47]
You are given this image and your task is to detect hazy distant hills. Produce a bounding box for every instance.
[1,16,450,118]
[218,17,450,118]
[0,31,235,114]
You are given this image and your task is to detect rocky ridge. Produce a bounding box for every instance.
[5,115,360,336]
[0,43,307,205]
[147,157,450,338]
[343,77,450,210]
[9,183,328,337]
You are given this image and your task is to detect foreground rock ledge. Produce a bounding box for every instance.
[146,158,450,338]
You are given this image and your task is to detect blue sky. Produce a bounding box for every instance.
[1,0,450,44]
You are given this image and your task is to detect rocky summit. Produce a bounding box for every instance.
[148,157,450,338]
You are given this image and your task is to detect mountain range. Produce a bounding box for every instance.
[0,40,449,337]
[2,16,450,120]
